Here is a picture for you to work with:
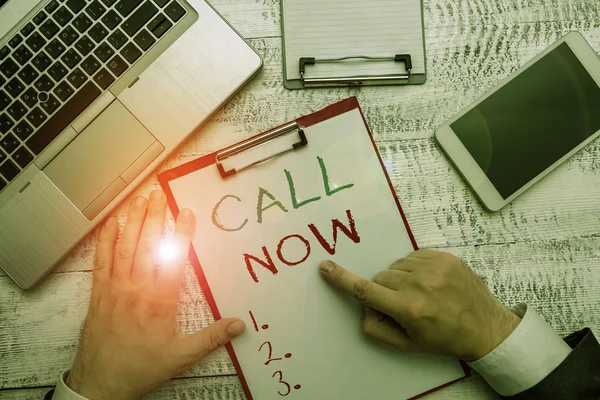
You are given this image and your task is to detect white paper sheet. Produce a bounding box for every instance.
[168,108,464,399]
[282,0,426,81]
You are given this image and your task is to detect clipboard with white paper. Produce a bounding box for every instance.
[281,0,427,89]
[159,98,466,399]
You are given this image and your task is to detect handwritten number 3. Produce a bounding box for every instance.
[272,370,291,396]
[259,341,283,365]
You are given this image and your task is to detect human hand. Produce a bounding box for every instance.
[319,250,520,361]
[67,190,246,400]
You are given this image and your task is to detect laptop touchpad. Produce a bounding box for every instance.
[44,100,156,217]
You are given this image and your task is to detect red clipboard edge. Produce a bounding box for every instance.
[158,96,469,400]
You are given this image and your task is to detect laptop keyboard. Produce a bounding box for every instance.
[0,0,188,193]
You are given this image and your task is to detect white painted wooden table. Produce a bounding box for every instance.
[2,1,600,399]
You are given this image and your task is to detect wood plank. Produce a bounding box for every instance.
[426,0,600,27]
[210,0,281,39]
[208,0,600,40]
[2,238,599,389]
[0,373,503,400]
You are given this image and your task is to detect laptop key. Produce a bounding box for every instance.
[20,23,35,38]
[26,32,47,52]
[54,81,74,101]
[0,150,5,164]
[7,100,27,121]
[5,78,25,98]
[53,7,74,27]
[151,18,171,38]
[93,68,115,89]
[34,75,55,92]
[102,10,123,30]
[101,0,119,6]
[122,2,158,37]
[164,1,185,22]
[47,39,67,59]
[0,91,10,111]
[116,0,143,17]
[73,13,93,33]
[147,13,165,31]
[45,0,60,14]
[40,19,60,39]
[121,42,141,64]
[1,58,19,78]
[0,159,19,182]
[40,94,61,115]
[14,120,34,140]
[27,81,101,155]
[107,55,127,76]
[94,42,115,62]
[58,26,79,46]
[0,114,14,134]
[61,48,82,68]
[0,178,5,191]
[32,52,52,72]
[107,29,127,49]
[134,29,155,51]
[67,68,87,88]
[75,36,95,56]
[152,0,169,7]
[33,10,48,25]
[12,45,33,65]
[66,0,87,14]
[49,61,68,82]
[20,88,39,108]
[26,107,47,128]
[81,55,101,75]
[89,23,109,43]
[18,65,39,85]
[9,34,23,49]
[0,46,9,61]
[1,133,19,154]
[13,146,34,168]
[12,144,34,170]
[86,1,107,20]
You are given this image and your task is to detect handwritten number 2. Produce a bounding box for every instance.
[272,370,291,396]
[259,341,283,365]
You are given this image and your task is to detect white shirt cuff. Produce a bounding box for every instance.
[467,303,572,396]
[51,370,89,400]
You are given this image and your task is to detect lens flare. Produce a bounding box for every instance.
[156,239,181,265]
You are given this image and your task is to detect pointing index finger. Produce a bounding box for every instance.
[319,260,399,317]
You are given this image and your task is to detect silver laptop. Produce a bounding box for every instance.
[0,0,262,289]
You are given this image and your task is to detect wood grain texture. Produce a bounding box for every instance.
[2,0,600,398]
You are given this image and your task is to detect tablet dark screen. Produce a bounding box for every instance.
[450,42,600,199]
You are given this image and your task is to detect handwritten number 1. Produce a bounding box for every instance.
[259,341,283,365]
[272,370,291,396]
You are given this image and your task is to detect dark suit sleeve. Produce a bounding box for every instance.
[504,329,600,399]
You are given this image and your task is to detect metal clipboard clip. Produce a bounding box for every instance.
[299,54,412,87]
[216,122,308,179]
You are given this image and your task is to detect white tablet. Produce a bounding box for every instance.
[435,32,600,211]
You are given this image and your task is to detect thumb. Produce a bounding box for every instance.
[179,318,246,361]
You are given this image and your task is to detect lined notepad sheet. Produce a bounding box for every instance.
[282,0,425,81]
